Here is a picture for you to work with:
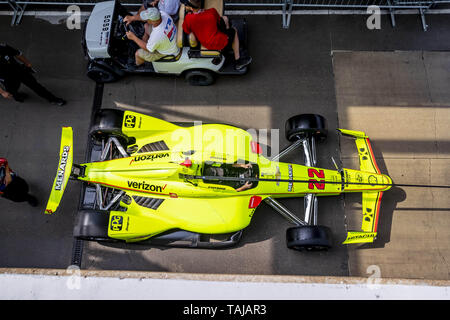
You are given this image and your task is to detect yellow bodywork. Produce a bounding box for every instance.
[45,127,73,214]
[46,112,392,244]
[339,129,392,244]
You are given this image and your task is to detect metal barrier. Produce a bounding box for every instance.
[1,0,450,29]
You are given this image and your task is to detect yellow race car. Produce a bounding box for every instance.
[45,109,392,251]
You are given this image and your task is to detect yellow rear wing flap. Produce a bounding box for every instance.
[343,191,384,244]
[338,129,386,244]
[337,129,380,174]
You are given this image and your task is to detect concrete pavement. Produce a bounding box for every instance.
[0,11,449,279]
[333,51,450,279]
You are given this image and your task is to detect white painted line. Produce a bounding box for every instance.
[0,271,449,300]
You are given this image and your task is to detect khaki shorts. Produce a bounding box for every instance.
[136,48,165,62]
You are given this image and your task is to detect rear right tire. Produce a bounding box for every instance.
[285,114,328,142]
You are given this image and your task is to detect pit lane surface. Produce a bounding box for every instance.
[1,12,449,277]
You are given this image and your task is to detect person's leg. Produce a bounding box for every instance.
[230,28,240,61]
[136,48,164,65]
[225,27,251,70]
[2,176,28,202]
[221,16,230,29]
[3,176,38,206]
[135,51,145,66]
[19,71,55,100]
[3,76,24,102]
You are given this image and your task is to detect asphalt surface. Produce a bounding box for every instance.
[0,11,449,275]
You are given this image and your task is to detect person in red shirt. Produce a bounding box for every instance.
[181,0,251,70]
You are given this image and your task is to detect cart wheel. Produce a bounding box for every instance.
[286,225,332,251]
[87,64,118,83]
[285,114,327,142]
[89,109,129,144]
[185,70,215,86]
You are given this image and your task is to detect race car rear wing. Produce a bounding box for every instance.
[338,129,390,244]
[45,127,74,214]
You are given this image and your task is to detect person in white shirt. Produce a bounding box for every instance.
[124,0,180,24]
[126,7,180,65]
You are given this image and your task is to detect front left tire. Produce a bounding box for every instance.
[87,64,118,83]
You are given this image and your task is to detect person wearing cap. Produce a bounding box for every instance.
[126,7,180,66]
[123,0,180,24]
[181,0,252,70]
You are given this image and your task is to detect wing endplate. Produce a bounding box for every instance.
[338,128,380,174]
[343,191,383,244]
[338,129,389,244]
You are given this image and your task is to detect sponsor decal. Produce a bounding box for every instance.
[110,215,123,231]
[207,185,226,191]
[368,175,378,185]
[124,114,136,128]
[347,233,376,241]
[127,181,167,193]
[288,165,293,192]
[55,146,70,191]
[129,152,169,165]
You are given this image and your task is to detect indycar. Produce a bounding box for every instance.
[45,109,392,250]
[82,0,249,85]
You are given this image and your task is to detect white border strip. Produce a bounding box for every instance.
[1,269,449,300]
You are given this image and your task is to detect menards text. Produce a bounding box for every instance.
[55,146,70,190]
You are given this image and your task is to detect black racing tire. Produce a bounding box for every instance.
[286,225,332,251]
[185,69,216,86]
[285,114,328,142]
[89,109,128,144]
[74,210,114,243]
[87,63,118,83]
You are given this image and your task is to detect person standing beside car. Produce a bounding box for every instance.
[0,158,37,207]
[124,0,180,23]
[126,7,179,66]
[0,43,66,106]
